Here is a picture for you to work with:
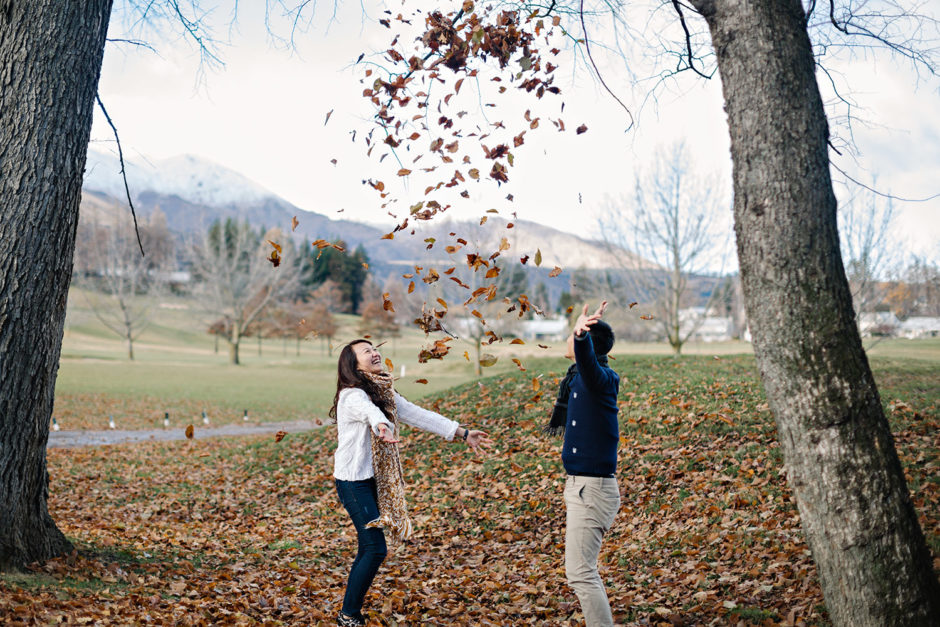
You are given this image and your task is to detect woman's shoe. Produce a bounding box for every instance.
[336,612,366,626]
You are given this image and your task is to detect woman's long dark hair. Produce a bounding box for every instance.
[329,339,395,422]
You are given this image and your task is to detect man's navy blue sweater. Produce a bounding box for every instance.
[562,332,620,477]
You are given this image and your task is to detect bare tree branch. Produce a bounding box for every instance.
[670,0,714,79]
[95,94,145,257]
[580,0,635,129]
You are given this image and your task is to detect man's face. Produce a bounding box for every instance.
[564,333,575,360]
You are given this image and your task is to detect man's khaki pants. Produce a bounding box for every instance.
[564,475,620,627]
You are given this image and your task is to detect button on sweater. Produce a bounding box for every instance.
[561,332,620,477]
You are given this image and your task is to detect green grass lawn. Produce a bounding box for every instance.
[55,287,939,431]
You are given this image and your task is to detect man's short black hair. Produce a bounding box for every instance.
[589,320,615,356]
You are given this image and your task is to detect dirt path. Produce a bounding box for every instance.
[47,420,320,448]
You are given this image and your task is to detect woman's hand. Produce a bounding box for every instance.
[573,301,608,337]
[376,422,400,443]
[465,429,494,456]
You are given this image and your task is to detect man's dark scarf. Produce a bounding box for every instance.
[544,353,609,436]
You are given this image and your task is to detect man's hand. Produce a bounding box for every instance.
[573,301,608,337]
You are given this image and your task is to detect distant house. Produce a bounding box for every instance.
[858,312,900,337]
[692,316,735,342]
[679,308,734,342]
[898,317,940,339]
[519,316,569,342]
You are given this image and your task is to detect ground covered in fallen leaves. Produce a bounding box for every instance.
[3,355,937,625]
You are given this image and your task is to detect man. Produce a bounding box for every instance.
[547,302,621,626]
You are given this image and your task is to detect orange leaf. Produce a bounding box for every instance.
[275,431,288,443]
[185,424,194,439]
[549,266,563,277]
[291,216,299,231]
[397,168,412,176]
[510,338,525,345]
[415,379,429,384]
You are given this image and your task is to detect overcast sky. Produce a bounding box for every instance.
[90,1,940,270]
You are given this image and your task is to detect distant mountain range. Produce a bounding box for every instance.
[80,148,658,281]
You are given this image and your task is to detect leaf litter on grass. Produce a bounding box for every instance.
[3,355,936,625]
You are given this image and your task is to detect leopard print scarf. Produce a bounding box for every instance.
[360,371,413,542]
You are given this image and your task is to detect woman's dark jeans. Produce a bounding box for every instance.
[335,478,387,617]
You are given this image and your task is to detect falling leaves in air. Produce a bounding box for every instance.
[267,240,282,267]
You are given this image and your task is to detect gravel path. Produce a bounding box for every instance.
[47,420,321,449]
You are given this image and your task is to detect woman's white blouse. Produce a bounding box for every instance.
[333,387,459,481]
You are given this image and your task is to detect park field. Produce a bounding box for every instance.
[2,323,936,624]
[55,287,939,431]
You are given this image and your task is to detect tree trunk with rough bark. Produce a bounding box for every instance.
[689,0,940,624]
[0,0,113,568]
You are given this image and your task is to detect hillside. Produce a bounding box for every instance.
[81,148,657,278]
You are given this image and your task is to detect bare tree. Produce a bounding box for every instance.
[599,143,730,354]
[190,220,301,365]
[301,302,338,355]
[74,208,172,359]
[358,300,401,344]
[682,2,940,622]
[310,278,350,314]
[839,183,898,319]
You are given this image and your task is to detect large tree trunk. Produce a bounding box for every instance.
[0,0,113,568]
[690,0,940,623]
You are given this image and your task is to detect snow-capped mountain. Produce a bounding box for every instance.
[80,148,656,278]
[84,148,275,207]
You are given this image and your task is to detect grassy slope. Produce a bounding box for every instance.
[3,349,934,625]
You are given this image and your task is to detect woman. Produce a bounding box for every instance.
[331,339,493,626]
